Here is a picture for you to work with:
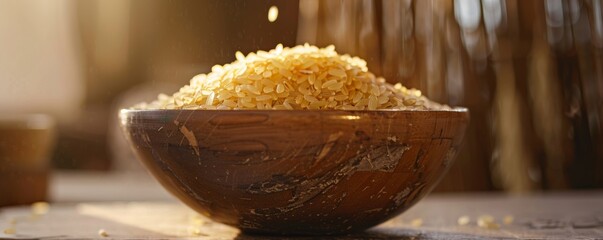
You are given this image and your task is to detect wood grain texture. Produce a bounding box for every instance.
[119,109,469,234]
[1,192,602,239]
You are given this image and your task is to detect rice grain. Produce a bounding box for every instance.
[134,44,448,111]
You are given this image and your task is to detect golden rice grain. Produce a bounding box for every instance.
[98,229,109,237]
[31,202,49,215]
[477,215,500,230]
[134,44,448,111]
[457,215,470,226]
[503,215,514,225]
[410,218,423,227]
[3,228,16,234]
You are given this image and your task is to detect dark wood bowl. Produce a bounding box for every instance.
[119,109,469,235]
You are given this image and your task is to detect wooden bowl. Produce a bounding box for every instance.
[119,109,469,235]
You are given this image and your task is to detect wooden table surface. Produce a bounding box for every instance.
[1,171,602,240]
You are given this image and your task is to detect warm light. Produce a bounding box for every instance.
[340,115,360,120]
[268,6,278,22]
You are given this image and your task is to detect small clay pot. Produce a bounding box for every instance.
[120,109,469,235]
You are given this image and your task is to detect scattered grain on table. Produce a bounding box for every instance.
[190,214,206,225]
[191,228,208,236]
[503,215,514,225]
[477,215,499,230]
[410,218,423,227]
[31,202,49,215]
[98,229,108,237]
[3,228,16,235]
[457,215,470,226]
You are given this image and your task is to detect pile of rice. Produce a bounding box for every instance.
[133,44,448,110]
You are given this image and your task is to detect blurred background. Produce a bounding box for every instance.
[0,0,601,204]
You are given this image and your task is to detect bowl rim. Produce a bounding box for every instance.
[120,107,469,114]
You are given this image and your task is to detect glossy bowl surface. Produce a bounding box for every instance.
[120,109,469,235]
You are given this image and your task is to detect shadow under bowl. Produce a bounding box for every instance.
[119,109,469,235]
